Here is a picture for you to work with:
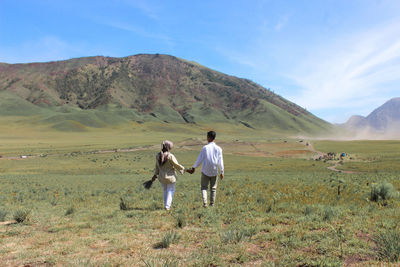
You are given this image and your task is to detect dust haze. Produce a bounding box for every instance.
[295,125,400,141]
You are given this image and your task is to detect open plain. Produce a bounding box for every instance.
[1,120,400,266]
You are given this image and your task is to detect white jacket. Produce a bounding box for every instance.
[154,153,185,184]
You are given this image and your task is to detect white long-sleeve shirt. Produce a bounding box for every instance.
[193,142,224,177]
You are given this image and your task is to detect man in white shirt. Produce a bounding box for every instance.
[189,131,224,207]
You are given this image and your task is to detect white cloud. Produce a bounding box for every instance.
[287,20,400,115]
[274,15,289,31]
[122,0,160,20]
[215,47,258,69]
[103,20,173,44]
[0,37,77,63]
[215,11,400,123]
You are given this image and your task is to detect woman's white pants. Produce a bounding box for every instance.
[162,183,175,209]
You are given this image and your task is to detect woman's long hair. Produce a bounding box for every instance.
[157,140,173,165]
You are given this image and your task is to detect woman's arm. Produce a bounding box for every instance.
[153,159,159,181]
[170,154,185,174]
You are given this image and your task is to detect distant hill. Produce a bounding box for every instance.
[0,54,331,133]
[343,97,400,135]
[343,115,369,129]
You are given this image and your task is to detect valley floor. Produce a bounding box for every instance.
[1,123,400,266]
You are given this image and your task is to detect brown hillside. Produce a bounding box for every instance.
[0,54,330,132]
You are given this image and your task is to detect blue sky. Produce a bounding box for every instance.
[1,0,400,123]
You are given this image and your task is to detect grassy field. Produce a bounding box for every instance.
[1,121,400,266]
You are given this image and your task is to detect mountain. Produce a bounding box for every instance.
[366,98,400,131]
[343,98,400,135]
[343,115,369,129]
[0,54,331,133]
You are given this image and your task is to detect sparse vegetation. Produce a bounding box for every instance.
[65,206,75,216]
[0,125,399,265]
[322,205,336,221]
[221,227,257,244]
[175,213,186,228]
[370,182,398,202]
[143,258,179,267]
[0,54,331,132]
[13,209,29,223]
[374,230,400,262]
[119,196,134,211]
[155,231,181,249]
[0,210,7,221]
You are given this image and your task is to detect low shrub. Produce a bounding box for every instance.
[304,205,313,216]
[13,209,29,223]
[0,210,7,221]
[119,197,134,210]
[50,197,58,206]
[322,206,335,221]
[143,258,178,267]
[221,227,257,244]
[370,182,398,202]
[374,230,400,262]
[176,214,186,228]
[126,212,136,218]
[65,206,75,216]
[155,231,181,249]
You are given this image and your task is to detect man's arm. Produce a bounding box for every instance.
[218,149,224,179]
[193,147,205,169]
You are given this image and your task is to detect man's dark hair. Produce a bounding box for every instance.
[207,131,216,141]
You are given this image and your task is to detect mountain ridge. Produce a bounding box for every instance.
[343,97,400,135]
[0,54,331,133]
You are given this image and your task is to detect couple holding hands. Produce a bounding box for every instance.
[151,131,224,210]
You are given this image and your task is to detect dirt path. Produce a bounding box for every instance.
[327,162,358,174]
[306,141,358,174]
[0,220,16,226]
[306,142,324,157]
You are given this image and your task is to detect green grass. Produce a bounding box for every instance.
[0,123,399,265]
[0,91,47,116]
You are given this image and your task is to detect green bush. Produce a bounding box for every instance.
[221,229,244,244]
[50,197,58,206]
[143,258,178,267]
[155,231,181,249]
[0,210,7,222]
[322,206,335,221]
[374,230,400,262]
[370,182,398,202]
[13,209,29,223]
[221,227,257,244]
[176,214,186,228]
[304,205,313,216]
[126,212,136,218]
[119,197,134,210]
[65,206,75,216]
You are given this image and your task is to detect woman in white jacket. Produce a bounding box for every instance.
[151,140,186,210]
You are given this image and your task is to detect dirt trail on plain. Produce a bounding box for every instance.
[306,142,358,174]
[326,162,358,174]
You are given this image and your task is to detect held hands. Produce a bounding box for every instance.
[186,167,195,174]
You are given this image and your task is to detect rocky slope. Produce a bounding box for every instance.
[0,54,330,133]
[343,98,400,134]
